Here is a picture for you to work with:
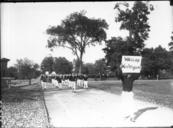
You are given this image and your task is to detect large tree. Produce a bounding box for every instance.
[46,11,108,74]
[104,1,153,91]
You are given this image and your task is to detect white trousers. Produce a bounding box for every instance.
[62,80,66,86]
[65,79,69,87]
[71,81,76,90]
[83,81,88,88]
[77,79,81,87]
[51,79,56,86]
[52,79,62,88]
[58,83,62,88]
[68,81,72,88]
[41,81,47,89]
[121,91,135,115]
[77,79,84,87]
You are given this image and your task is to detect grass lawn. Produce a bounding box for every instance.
[88,79,173,109]
[1,79,49,128]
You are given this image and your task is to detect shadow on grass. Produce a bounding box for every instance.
[2,83,43,103]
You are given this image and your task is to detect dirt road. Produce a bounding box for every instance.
[44,88,173,127]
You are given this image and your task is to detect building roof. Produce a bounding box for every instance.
[0,58,10,62]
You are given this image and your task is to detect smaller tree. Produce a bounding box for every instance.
[152,46,172,78]
[141,46,172,79]
[7,66,18,79]
[168,32,173,74]
[95,58,107,80]
[54,57,73,74]
[32,64,41,78]
[168,32,173,51]
[15,58,40,85]
[141,48,154,78]
[41,56,73,74]
[41,56,54,73]
[82,63,96,75]
[81,64,89,74]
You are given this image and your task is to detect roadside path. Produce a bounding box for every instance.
[44,88,173,127]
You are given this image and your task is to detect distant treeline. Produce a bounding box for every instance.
[7,45,173,81]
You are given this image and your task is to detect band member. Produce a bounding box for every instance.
[55,75,62,88]
[77,74,83,87]
[45,71,50,83]
[77,74,81,87]
[59,74,63,88]
[51,72,56,87]
[60,74,65,86]
[83,74,88,88]
[71,74,77,92]
[64,74,68,87]
[67,74,71,88]
[80,74,84,88]
[65,74,69,87]
[40,74,47,90]
[51,74,58,88]
[69,74,73,88]
[55,75,59,88]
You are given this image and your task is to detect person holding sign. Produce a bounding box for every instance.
[120,56,142,91]
[120,55,142,118]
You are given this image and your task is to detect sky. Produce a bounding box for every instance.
[1,1,173,67]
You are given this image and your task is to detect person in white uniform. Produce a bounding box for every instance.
[40,74,47,90]
[83,74,88,89]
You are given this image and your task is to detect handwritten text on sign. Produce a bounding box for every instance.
[121,56,142,73]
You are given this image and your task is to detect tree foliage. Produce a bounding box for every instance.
[82,63,96,75]
[54,57,73,74]
[141,46,172,78]
[168,32,173,51]
[104,1,153,91]
[114,1,153,53]
[15,58,40,84]
[7,66,18,79]
[41,56,72,74]
[95,58,107,75]
[46,10,108,74]
[41,56,54,73]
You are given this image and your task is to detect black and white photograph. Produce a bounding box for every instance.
[1,1,173,127]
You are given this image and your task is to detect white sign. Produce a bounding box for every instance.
[121,56,142,73]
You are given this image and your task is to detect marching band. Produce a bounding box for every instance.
[40,72,88,92]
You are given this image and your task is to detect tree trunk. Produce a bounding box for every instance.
[29,79,31,85]
[78,54,83,75]
[122,77,134,92]
[79,63,82,75]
